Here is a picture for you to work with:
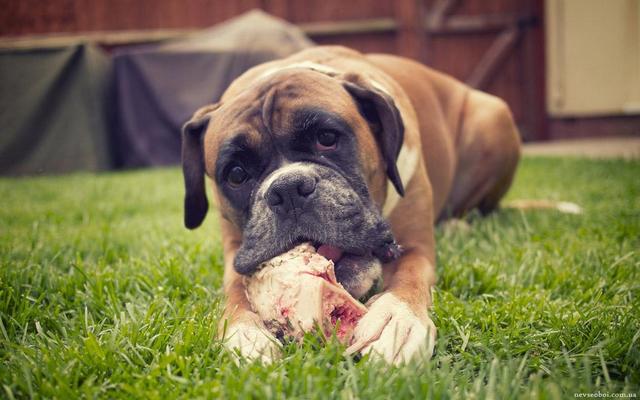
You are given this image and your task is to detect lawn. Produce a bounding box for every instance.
[1,157,638,399]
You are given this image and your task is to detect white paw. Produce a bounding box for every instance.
[346,293,436,365]
[224,321,281,363]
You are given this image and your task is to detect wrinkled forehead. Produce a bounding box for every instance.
[204,70,359,156]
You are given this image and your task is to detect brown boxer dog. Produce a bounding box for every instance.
[181,46,521,364]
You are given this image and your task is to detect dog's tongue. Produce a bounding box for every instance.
[316,244,343,262]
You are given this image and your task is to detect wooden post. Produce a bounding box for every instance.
[466,24,520,90]
[395,0,427,63]
[528,0,549,140]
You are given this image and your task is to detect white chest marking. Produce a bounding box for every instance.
[383,145,419,217]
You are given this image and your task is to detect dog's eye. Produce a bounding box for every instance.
[316,131,338,151]
[227,165,248,186]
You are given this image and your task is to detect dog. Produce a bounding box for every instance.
[181,46,521,364]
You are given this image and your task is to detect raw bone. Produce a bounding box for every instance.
[245,243,367,342]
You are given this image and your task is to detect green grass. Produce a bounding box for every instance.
[1,157,639,399]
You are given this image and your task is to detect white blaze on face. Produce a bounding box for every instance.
[257,162,317,198]
[258,61,340,81]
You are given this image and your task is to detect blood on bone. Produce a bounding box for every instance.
[308,271,332,282]
[329,304,361,338]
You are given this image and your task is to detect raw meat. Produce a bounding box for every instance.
[244,243,367,343]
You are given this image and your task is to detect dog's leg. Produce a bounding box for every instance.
[218,218,281,363]
[347,166,438,364]
[445,90,521,217]
[347,250,437,364]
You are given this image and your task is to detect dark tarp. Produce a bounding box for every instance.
[112,10,313,168]
[0,10,312,176]
[0,44,112,175]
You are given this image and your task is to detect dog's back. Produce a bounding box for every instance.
[227,46,521,221]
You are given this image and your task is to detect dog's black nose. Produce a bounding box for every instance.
[266,173,317,215]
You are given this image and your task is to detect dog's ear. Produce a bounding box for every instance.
[342,78,405,196]
[181,103,219,229]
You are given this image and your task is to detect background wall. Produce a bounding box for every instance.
[2,0,639,140]
[546,0,640,117]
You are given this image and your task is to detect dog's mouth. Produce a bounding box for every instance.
[316,243,344,262]
[309,240,401,264]
[234,190,402,275]
[292,239,360,274]
[297,240,391,299]
[314,242,355,277]
[235,229,402,276]
[300,239,401,279]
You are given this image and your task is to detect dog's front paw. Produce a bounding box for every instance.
[224,318,281,363]
[346,292,436,365]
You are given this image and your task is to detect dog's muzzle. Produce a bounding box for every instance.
[233,163,402,281]
[265,170,318,220]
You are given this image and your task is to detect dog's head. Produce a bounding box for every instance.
[181,67,405,296]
